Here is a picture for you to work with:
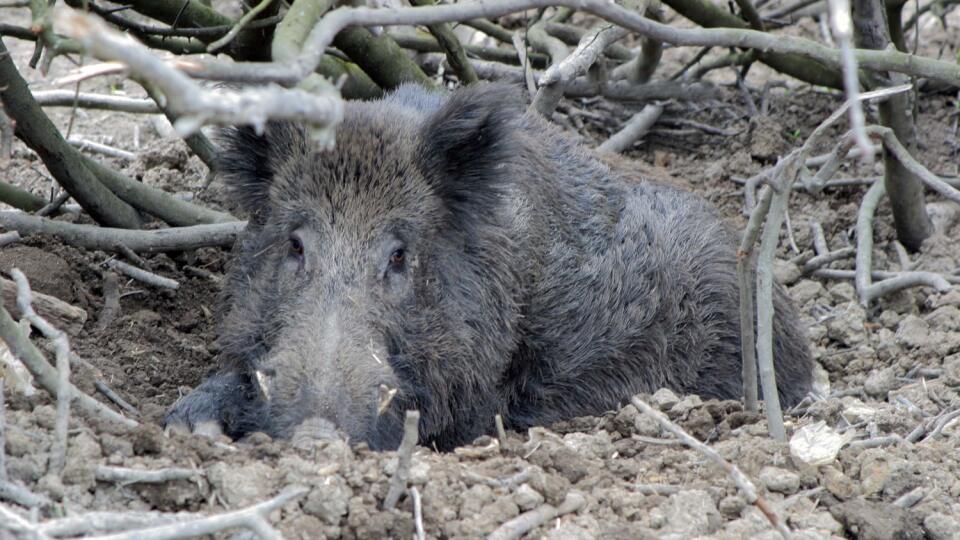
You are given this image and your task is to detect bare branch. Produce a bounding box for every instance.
[383,410,420,510]
[32,90,159,113]
[82,486,307,540]
[104,259,179,290]
[596,103,664,154]
[0,212,244,254]
[54,8,343,146]
[94,466,203,485]
[487,492,586,540]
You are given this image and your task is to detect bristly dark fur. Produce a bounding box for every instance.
[166,82,814,451]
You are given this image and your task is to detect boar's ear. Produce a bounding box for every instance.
[416,83,521,218]
[216,122,304,221]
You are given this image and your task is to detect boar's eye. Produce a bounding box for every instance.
[288,233,305,259]
[388,248,405,270]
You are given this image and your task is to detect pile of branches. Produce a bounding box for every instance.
[1,0,960,536]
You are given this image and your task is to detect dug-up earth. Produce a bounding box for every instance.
[3,11,960,540]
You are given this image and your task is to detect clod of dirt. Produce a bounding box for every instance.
[829,499,924,540]
[748,116,788,162]
[512,483,545,511]
[759,466,800,494]
[658,489,721,537]
[207,461,280,506]
[864,366,897,398]
[0,246,79,303]
[924,513,960,540]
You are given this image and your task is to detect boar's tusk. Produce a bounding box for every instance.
[377,384,398,415]
[255,370,271,400]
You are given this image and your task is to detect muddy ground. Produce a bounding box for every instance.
[2,4,960,540]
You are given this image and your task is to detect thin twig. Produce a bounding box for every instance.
[208,0,278,53]
[827,0,873,160]
[83,486,307,540]
[94,380,140,417]
[67,137,136,161]
[738,185,774,413]
[94,466,203,485]
[55,8,342,146]
[32,90,159,113]
[630,396,791,538]
[495,414,508,446]
[410,487,425,540]
[104,259,179,290]
[597,103,664,154]
[0,212,244,254]
[383,410,420,510]
[487,492,586,540]
[0,479,52,508]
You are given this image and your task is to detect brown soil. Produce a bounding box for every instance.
[2,5,960,540]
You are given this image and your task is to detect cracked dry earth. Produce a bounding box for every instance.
[3,9,960,540]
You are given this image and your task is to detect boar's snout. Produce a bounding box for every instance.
[260,299,405,450]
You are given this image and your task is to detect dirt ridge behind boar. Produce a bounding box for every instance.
[165,83,813,451]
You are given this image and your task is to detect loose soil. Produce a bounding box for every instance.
[2,4,960,540]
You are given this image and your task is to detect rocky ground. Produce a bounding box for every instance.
[2,4,960,540]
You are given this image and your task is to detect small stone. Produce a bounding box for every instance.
[925,305,960,330]
[923,512,960,540]
[660,490,721,536]
[828,282,856,303]
[4,428,34,457]
[864,367,896,398]
[821,466,857,500]
[670,395,702,416]
[206,461,279,506]
[944,353,960,386]
[633,413,662,437]
[774,259,801,285]
[650,388,679,410]
[512,483,544,511]
[459,484,494,517]
[896,315,932,348]
[859,450,906,497]
[32,405,56,430]
[100,433,134,458]
[830,500,923,540]
[791,280,826,306]
[648,507,667,529]
[759,466,800,494]
[67,432,102,461]
[824,304,867,346]
[303,475,351,525]
[840,397,877,423]
[36,472,64,501]
[612,405,639,436]
[408,459,430,485]
[933,289,960,307]
[718,494,746,516]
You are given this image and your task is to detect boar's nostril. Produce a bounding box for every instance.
[377,384,398,415]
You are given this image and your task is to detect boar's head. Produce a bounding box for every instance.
[215,84,524,450]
